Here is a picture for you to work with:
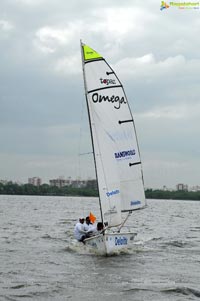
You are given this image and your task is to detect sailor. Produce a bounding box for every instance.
[74,218,88,243]
[97,222,104,232]
[84,216,91,231]
[84,216,97,236]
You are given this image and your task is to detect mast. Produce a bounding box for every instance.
[80,40,104,224]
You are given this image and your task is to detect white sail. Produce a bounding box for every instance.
[81,43,146,228]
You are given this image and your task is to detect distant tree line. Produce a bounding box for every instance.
[0,182,200,200]
[145,189,200,201]
[0,182,98,197]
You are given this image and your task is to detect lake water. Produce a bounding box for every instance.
[0,195,200,301]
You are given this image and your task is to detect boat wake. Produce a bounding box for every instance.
[64,237,149,256]
[63,240,96,255]
[123,286,200,298]
[161,286,200,298]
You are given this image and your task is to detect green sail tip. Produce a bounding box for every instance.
[83,45,102,61]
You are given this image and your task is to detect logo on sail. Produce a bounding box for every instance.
[130,200,141,206]
[114,149,136,160]
[92,92,126,109]
[100,78,116,85]
[106,189,120,197]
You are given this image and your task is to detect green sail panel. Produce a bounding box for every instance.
[83,45,103,61]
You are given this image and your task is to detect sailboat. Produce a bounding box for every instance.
[80,42,147,255]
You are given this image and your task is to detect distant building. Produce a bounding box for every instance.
[28,177,42,187]
[189,185,200,192]
[176,183,188,191]
[86,179,98,190]
[49,178,71,188]
[71,179,87,188]
[49,177,97,189]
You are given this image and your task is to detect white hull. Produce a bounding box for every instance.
[84,231,137,255]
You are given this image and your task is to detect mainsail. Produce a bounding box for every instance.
[81,42,146,228]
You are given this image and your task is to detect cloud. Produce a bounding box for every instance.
[34,25,76,53]
[15,0,47,6]
[114,53,199,115]
[114,54,187,79]
[0,0,199,187]
[55,55,80,74]
[90,7,155,39]
[137,103,199,120]
[0,19,14,33]
[142,153,200,188]
[0,123,82,157]
[32,5,156,58]
[0,20,13,31]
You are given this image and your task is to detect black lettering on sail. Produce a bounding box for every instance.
[92,93,98,103]
[91,92,126,109]
[99,94,110,103]
[114,96,120,109]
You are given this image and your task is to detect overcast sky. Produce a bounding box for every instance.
[0,0,199,188]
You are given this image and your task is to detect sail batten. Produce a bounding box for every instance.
[81,42,146,227]
[121,206,146,213]
[88,85,122,94]
[129,161,142,166]
[118,119,134,124]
